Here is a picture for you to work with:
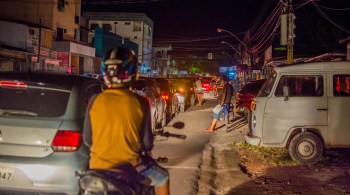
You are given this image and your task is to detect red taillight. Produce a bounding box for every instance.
[162,91,170,101]
[179,88,184,95]
[0,81,27,88]
[51,130,81,152]
[162,95,169,101]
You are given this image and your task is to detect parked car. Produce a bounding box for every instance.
[132,77,167,132]
[0,71,107,195]
[169,77,196,109]
[154,78,179,119]
[235,79,266,118]
[201,78,217,100]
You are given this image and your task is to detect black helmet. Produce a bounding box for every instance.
[101,47,138,85]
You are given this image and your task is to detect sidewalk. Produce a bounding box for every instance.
[195,100,263,195]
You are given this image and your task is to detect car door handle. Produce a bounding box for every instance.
[317,108,328,111]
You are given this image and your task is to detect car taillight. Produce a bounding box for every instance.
[162,91,170,101]
[51,130,81,152]
[0,81,27,88]
[179,88,184,95]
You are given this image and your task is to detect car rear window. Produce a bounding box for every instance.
[0,81,71,117]
[133,80,147,91]
[240,82,264,94]
[158,80,170,91]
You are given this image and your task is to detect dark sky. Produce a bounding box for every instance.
[82,0,350,60]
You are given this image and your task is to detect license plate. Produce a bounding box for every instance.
[0,167,15,182]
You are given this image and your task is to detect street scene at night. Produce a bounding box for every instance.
[0,0,350,194]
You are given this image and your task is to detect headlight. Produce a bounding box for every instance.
[80,175,118,192]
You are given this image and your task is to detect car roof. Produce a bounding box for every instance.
[0,71,100,88]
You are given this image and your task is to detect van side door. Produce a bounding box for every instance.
[262,74,328,145]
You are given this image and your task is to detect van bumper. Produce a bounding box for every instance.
[244,134,261,146]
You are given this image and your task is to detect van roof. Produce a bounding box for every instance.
[274,61,350,73]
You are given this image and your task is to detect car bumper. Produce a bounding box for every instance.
[244,133,261,146]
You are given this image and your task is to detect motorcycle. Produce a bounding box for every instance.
[77,127,186,195]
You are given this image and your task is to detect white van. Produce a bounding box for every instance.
[245,61,350,164]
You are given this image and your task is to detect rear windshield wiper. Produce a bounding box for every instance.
[0,109,38,116]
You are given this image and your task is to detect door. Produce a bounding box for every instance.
[328,74,350,146]
[262,74,328,145]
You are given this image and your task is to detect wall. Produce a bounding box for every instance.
[93,28,138,58]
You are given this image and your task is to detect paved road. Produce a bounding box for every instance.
[153,99,262,195]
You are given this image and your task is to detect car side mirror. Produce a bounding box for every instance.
[283,86,290,101]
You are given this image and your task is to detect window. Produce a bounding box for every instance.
[333,75,350,96]
[156,51,162,58]
[102,23,112,31]
[134,36,138,39]
[29,29,34,35]
[125,22,131,25]
[58,0,65,12]
[75,16,80,24]
[63,29,67,33]
[84,84,106,107]
[90,23,99,30]
[275,75,323,97]
[133,22,141,31]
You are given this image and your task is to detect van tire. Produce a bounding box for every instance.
[288,132,323,165]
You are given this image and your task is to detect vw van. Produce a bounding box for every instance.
[245,61,350,164]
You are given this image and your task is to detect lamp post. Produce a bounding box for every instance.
[217,28,246,47]
[217,27,252,81]
[221,52,234,65]
[221,41,242,64]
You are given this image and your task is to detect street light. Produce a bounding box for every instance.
[217,28,246,47]
[221,41,241,56]
[221,52,234,65]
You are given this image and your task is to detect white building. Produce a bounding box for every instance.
[83,12,154,72]
[153,45,172,77]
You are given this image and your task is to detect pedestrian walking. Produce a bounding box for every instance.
[195,77,204,106]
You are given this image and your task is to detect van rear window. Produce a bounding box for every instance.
[0,84,70,117]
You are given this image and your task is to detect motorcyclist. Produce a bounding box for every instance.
[83,47,170,195]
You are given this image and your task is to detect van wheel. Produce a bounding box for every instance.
[288,132,323,165]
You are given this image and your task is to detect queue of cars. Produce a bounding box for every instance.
[0,70,202,194]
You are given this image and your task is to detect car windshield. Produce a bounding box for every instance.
[0,82,71,117]
[257,72,277,97]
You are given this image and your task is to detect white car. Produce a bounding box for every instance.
[133,78,167,133]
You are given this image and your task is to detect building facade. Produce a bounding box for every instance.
[152,45,172,77]
[0,0,98,75]
[83,12,154,73]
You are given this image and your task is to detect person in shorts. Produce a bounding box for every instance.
[206,76,234,131]
[195,77,204,106]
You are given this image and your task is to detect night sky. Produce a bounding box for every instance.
[82,0,350,63]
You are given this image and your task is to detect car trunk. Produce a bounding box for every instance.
[0,79,73,157]
[0,119,63,157]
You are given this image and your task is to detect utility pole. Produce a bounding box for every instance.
[280,0,296,64]
[38,18,42,71]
